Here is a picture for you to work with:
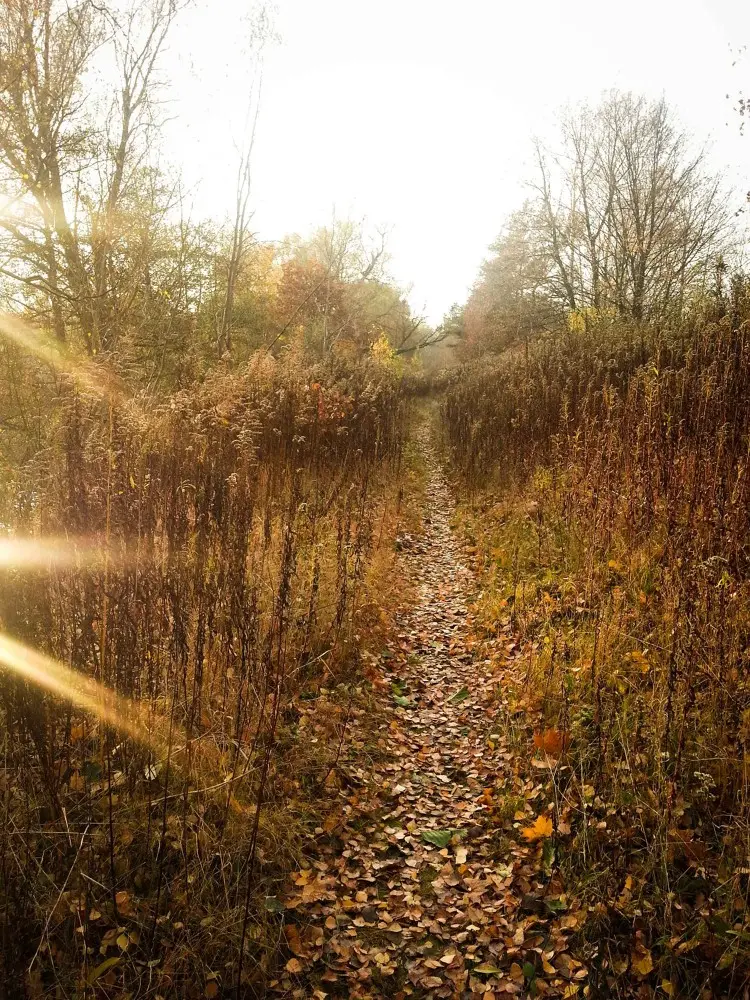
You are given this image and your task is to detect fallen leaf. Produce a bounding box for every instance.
[86,957,121,986]
[421,828,464,848]
[631,943,653,977]
[522,815,553,841]
[301,878,330,903]
[533,728,570,755]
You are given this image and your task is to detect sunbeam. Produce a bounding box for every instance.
[0,313,128,403]
[0,632,175,753]
[0,536,102,570]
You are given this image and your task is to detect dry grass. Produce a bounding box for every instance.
[441,289,750,997]
[0,349,409,998]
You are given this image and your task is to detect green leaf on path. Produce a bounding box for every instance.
[450,686,469,704]
[421,828,466,848]
[474,964,503,975]
[393,695,411,707]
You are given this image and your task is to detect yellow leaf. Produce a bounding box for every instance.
[286,957,303,973]
[661,981,675,996]
[522,815,553,841]
[116,933,129,952]
[631,943,653,977]
[301,877,329,903]
[85,957,121,985]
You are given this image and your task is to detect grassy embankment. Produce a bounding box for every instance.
[440,306,750,998]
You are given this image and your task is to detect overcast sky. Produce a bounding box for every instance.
[163,0,750,323]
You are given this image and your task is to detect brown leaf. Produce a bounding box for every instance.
[301,878,330,903]
[533,728,570,756]
[114,890,134,917]
[284,924,306,957]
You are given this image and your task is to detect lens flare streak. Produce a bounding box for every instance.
[0,632,172,752]
[0,537,101,570]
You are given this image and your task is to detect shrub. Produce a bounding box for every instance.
[0,349,407,996]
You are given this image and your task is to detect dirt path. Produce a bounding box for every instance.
[274,439,584,999]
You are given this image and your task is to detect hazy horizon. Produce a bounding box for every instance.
[157,0,750,324]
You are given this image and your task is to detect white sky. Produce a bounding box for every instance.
[163,0,750,323]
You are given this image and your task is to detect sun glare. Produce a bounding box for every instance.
[0,537,105,570]
[0,632,175,753]
[0,313,128,403]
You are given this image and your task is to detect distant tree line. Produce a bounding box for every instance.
[459,92,735,354]
[0,1,434,386]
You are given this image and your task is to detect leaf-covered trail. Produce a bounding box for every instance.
[275,438,586,999]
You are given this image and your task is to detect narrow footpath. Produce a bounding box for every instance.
[274,437,588,999]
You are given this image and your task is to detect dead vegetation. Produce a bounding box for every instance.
[441,285,750,998]
[0,349,409,998]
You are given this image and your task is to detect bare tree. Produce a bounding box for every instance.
[217,5,273,357]
[91,0,181,349]
[0,0,104,342]
[530,92,731,323]
[0,0,182,351]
